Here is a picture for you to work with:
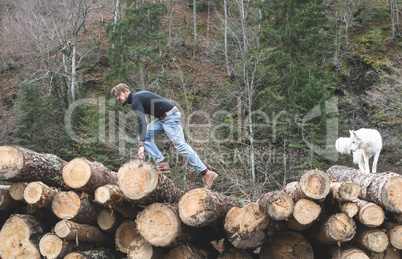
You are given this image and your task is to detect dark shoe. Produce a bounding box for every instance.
[157,162,171,174]
[203,170,218,189]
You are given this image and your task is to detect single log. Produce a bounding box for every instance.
[0,145,67,188]
[288,198,321,228]
[330,181,361,201]
[327,166,402,213]
[354,228,389,253]
[51,191,101,224]
[94,184,141,218]
[63,157,118,192]
[340,202,359,218]
[39,233,94,259]
[381,222,402,250]
[315,213,356,244]
[178,188,239,227]
[354,198,385,227]
[0,184,20,210]
[258,190,294,220]
[259,231,314,259]
[115,219,142,253]
[0,214,49,258]
[117,158,183,205]
[127,236,166,259]
[283,169,330,201]
[64,248,120,259]
[224,202,270,250]
[164,243,219,259]
[330,246,369,259]
[97,208,124,233]
[9,182,28,201]
[23,181,59,209]
[54,219,111,245]
[217,248,254,259]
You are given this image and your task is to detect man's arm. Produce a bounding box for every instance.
[132,103,147,159]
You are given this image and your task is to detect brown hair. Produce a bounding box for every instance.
[110,83,131,97]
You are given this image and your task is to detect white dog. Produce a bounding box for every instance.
[349,128,382,173]
[335,128,382,173]
[335,137,365,172]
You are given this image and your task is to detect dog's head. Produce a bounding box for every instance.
[349,130,362,152]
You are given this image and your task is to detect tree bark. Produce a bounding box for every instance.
[284,169,330,201]
[0,145,67,188]
[23,181,59,209]
[330,246,369,259]
[259,231,314,259]
[0,214,49,258]
[96,208,123,233]
[165,243,219,259]
[0,184,20,210]
[330,181,361,202]
[55,219,111,244]
[178,188,239,227]
[115,219,142,253]
[94,184,141,218]
[217,248,254,259]
[327,165,402,213]
[354,228,389,253]
[314,213,356,244]
[224,202,270,250]
[127,236,166,259]
[64,248,120,259]
[51,191,101,224]
[258,190,294,220]
[10,182,28,201]
[354,198,385,227]
[118,159,183,205]
[63,157,118,192]
[381,222,402,250]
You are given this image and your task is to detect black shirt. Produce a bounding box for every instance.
[126,91,175,143]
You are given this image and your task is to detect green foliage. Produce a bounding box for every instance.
[106,3,167,85]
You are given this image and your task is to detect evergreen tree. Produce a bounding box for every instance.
[106,2,167,87]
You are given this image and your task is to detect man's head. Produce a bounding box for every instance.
[111,83,131,105]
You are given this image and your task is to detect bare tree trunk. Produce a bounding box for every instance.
[224,0,231,77]
[168,0,175,52]
[193,0,197,56]
[112,0,120,48]
[206,0,210,56]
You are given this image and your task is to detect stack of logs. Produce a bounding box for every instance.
[0,145,401,259]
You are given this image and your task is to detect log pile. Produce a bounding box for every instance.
[0,145,401,258]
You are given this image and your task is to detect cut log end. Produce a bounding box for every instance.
[62,158,91,189]
[327,213,356,243]
[23,182,44,204]
[261,191,294,220]
[355,229,389,253]
[94,186,112,204]
[382,177,402,213]
[118,159,159,200]
[115,220,142,253]
[39,233,67,259]
[293,199,321,225]
[10,182,28,201]
[54,220,73,239]
[300,169,330,200]
[259,231,314,259]
[357,202,385,227]
[52,191,81,220]
[97,209,120,231]
[136,203,180,247]
[178,188,215,226]
[0,145,24,179]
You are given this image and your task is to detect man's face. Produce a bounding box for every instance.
[115,90,129,105]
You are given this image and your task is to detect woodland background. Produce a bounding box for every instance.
[0,0,401,203]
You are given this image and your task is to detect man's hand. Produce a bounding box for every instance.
[138,146,145,159]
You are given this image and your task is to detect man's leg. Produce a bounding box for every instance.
[143,119,165,164]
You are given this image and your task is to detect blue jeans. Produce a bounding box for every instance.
[143,111,207,174]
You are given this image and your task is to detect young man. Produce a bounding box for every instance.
[111,83,218,189]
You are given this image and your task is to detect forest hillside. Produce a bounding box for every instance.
[0,0,401,201]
